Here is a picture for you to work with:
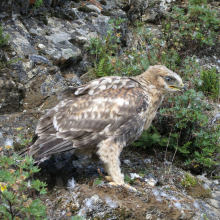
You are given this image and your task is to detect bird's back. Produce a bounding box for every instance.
[22,76,150,161]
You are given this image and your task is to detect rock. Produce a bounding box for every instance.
[23,70,65,109]
[0,0,13,22]
[0,68,23,114]
[5,20,37,56]
[18,0,30,15]
[51,0,69,7]
[86,5,101,14]
[207,199,220,209]
[212,191,220,200]
[56,176,64,187]
[29,55,51,65]
[130,173,141,179]
[60,47,82,67]
[78,5,98,13]
[142,8,164,23]
[0,78,22,114]
[123,159,131,165]
[0,111,40,147]
[69,31,88,47]
[144,176,158,186]
[197,175,213,186]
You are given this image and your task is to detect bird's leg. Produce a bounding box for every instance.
[97,140,136,191]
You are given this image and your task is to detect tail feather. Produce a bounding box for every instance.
[19,135,73,162]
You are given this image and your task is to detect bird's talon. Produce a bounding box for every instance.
[105,176,113,181]
[123,183,137,191]
[109,181,118,186]
[108,182,137,191]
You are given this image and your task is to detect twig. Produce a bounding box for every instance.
[97,168,108,181]
[169,131,180,173]
[153,148,159,176]
[164,127,173,172]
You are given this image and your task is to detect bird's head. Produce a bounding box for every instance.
[142,65,185,94]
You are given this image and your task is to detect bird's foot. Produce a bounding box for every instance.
[105,176,113,181]
[109,182,137,191]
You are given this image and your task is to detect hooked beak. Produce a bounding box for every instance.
[180,83,186,91]
[168,83,186,91]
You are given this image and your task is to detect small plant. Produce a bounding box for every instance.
[94,175,104,185]
[0,23,9,48]
[87,14,220,172]
[161,0,220,56]
[160,89,220,168]
[0,145,47,219]
[34,0,43,9]
[181,173,197,188]
[124,175,135,185]
[0,23,10,68]
[71,215,86,220]
[132,125,176,149]
[196,68,220,100]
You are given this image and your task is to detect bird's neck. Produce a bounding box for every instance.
[131,75,161,96]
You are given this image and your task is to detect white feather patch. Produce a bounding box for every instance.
[53,116,58,130]
[115,98,125,106]
[99,84,107,90]
[88,89,94,95]
[75,88,84,95]
[103,124,111,133]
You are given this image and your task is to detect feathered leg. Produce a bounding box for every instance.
[97,139,136,191]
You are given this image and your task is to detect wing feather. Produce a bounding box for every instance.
[28,76,150,160]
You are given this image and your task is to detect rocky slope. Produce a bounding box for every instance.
[1,0,220,219]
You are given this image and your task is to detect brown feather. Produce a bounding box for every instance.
[20,65,184,167]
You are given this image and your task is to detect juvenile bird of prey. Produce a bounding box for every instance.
[21,65,185,190]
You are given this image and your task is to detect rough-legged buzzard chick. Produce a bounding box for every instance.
[21,65,185,190]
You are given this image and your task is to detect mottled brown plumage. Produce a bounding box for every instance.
[22,65,184,190]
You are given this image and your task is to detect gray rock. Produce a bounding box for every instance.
[0,78,22,114]
[23,70,65,110]
[0,0,13,22]
[86,5,101,14]
[18,0,30,14]
[0,68,23,114]
[197,175,213,186]
[142,8,164,23]
[207,199,220,209]
[51,0,69,7]
[5,20,37,56]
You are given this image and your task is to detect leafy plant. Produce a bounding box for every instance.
[87,13,220,172]
[0,23,9,48]
[124,175,135,185]
[132,126,170,149]
[34,0,43,9]
[160,89,220,168]
[161,0,220,56]
[94,175,103,185]
[181,173,197,188]
[71,215,86,220]
[195,68,220,99]
[0,145,47,219]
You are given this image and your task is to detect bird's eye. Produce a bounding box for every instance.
[166,77,172,82]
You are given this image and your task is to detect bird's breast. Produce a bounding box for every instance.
[143,93,163,130]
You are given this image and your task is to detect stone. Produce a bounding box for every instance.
[86,5,101,14]
[0,0,13,22]
[0,78,22,114]
[5,20,37,56]
[18,0,30,15]
[208,199,220,209]
[142,8,163,23]
[197,175,213,186]
[23,72,65,109]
